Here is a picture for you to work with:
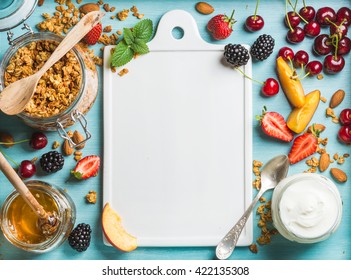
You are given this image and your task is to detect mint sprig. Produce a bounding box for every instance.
[111,19,153,67]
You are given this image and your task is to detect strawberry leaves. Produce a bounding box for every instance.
[111,19,153,67]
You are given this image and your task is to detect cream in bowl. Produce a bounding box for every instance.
[271,173,342,243]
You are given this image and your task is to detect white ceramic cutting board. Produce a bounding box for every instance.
[103,10,252,247]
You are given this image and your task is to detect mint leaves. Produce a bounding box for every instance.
[111,19,153,67]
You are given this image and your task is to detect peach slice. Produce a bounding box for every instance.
[102,203,138,252]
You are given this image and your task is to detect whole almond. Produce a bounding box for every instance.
[62,139,74,156]
[307,123,326,134]
[72,130,85,150]
[330,168,347,183]
[195,2,214,15]
[329,89,345,108]
[0,132,14,148]
[79,3,100,14]
[319,153,330,172]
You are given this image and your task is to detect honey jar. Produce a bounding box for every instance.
[0,180,76,253]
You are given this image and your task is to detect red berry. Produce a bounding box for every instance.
[287,27,305,43]
[323,55,345,74]
[293,50,309,67]
[71,155,101,180]
[313,34,333,55]
[305,60,323,76]
[18,160,36,178]
[304,20,321,37]
[29,132,48,150]
[330,21,348,39]
[258,110,293,142]
[339,109,351,125]
[207,11,236,40]
[83,23,102,45]
[338,125,351,144]
[278,47,294,60]
[245,15,264,32]
[337,7,351,26]
[285,12,300,28]
[336,37,351,55]
[299,6,316,22]
[262,78,279,97]
[316,7,336,26]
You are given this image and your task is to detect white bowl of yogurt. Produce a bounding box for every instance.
[271,173,342,243]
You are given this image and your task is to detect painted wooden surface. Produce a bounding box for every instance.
[0,0,350,260]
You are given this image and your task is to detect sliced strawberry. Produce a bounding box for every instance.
[83,23,102,45]
[71,155,100,180]
[288,133,318,164]
[257,109,294,142]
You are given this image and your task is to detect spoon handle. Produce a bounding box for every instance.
[39,11,104,75]
[216,188,264,260]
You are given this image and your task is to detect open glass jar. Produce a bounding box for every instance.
[0,180,76,253]
[0,1,98,147]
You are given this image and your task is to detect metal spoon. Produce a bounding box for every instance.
[0,10,104,115]
[216,154,289,260]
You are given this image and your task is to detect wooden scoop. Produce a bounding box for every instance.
[0,10,104,115]
[0,152,59,236]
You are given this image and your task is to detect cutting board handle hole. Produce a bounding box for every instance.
[171,27,184,40]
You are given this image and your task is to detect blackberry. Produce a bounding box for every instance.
[40,151,64,173]
[68,223,92,252]
[223,44,250,67]
[250,34,275,61]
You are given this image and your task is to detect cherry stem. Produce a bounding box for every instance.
[326,18,339,28]
[235,67,264,85]
[285,0,294,31]
[288,0,308,24]
[302,0,306,8]
[0,148,19,167]
[0,139,30,145]
[253,0,260,19]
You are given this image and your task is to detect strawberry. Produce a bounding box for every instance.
[288,133,318,164]
[257,107,294,142]
[71,155,100,180]
[207,10,236,40]
[83,23,102,45]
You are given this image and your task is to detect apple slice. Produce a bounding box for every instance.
[102,203,138,252]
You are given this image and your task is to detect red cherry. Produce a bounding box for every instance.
[299,6,316,22]
[316,7,336,26]
[337,7,351,26]
[285,11,300,28]
[293,50,309,67]
[305,61,323,76]
[18,160,36,178]
[336,37,351,55]
[262,78,279,97]
[313,34,333,55]
[323,55,345,74]
[287,27,305,44]
[29,132,48,150]
[304,20,321,37]
[338,125,351,144]
[330,21,348,39]
[245,15,264,32]
[278,46,294,60]
[339,109,351,126]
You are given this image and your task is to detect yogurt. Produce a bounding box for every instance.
[272,173,342,243]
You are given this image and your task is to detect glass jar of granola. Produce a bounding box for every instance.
[0,32,98,147]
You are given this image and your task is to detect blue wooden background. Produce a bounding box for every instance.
[0,0,350,260]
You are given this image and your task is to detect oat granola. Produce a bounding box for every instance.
[4,40,82,118]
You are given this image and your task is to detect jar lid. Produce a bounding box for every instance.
[0,0,38,32]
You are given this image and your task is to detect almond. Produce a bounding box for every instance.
[72,130,85,150]
[0,132,14,148]
[319,153,330,172]
[330,168,347,183]
[79,3,100,14]
[62,139,74,156]
[329,89,345,108]
[195,2,214,15]
[307,123,326,134]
